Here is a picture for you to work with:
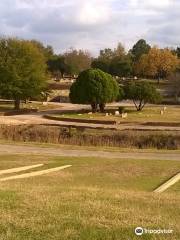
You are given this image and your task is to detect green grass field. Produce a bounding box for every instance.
[54,106,180,123]
[0,154,179,239]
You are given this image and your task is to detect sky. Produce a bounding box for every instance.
[0,0,179,55]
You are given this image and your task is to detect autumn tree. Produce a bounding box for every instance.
[135,47,179,83]
[0,38,47,109]
[64,48,92,75]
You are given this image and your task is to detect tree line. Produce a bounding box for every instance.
[34,38,180,82]
[0,37,179,110]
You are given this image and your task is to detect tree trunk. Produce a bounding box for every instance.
[99,103,105,113]
[14,99,20,110]
[91,103,98,113]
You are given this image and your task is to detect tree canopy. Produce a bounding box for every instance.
[135,47,179,81]
[124,81,162,111]
[91,43,132,77]
[130,39,151,62]
[0,38,48,109]
[69,69,119,112]
[47,55,69,80]
[64,48,92,75]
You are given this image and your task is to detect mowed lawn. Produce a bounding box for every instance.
[0,155,179,240]
[56,106,180,123]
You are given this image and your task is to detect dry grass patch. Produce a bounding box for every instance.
[0,154,179,239]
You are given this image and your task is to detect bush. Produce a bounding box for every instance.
[124,81,162,111]
[69,69,119,112]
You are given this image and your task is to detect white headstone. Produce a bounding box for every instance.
[122,113,128,119]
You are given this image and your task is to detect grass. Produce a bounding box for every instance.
[54,106,180,123]
[0,102,60,114]
[0,154,179,239]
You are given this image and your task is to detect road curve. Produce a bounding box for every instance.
[0,144,179,161]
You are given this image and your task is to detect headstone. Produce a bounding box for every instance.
[115,111,120,116]
[163,106,167,111]
[105,113,109,117]
[42,102,48,106]
[160,110,164,115]
[88,112,93,115]
[122,113,128,119]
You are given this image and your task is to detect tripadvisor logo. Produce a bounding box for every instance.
[135,227,143,236]
[135,227,173,236]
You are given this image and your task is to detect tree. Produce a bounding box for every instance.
[168,72,180,103]
[99,48,114,62]
[124,81,162,111]
[0,38,47,109]
[176,47,180,58]
[109,55,132,77]
[130,39,151,61]
[91,43,133,77]
[114,43,126,58]
[64,48,92,75]
[47,55,68,80]
[30,40,54,60]
[69,69,119,112]
[91,59,109,73]
[135,47,179,82]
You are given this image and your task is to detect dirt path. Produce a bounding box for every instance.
[0,103,180,131]
[0,144,179,161]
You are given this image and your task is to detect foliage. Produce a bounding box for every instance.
[135,47,179,81]
[91,59,109,73]
[47,55,68,79]
[64,48,92,75]
[130,39,151,61]
[168,72,180,103]
[30,40,54,60]
[0,38,47,109]
[176,47,180,58]
[69,69,119,112]
[109,55,132,77]
[124,81,162,111]
[91,43,132,77]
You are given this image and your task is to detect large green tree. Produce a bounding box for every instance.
[69,69,119,112]
[124,81,162,111]
[30,40,54,60]
[130,39,151,62]
[0,38,47,109]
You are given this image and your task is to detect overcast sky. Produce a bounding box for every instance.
[0,0,179,55]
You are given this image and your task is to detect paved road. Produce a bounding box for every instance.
[0,144,179,161]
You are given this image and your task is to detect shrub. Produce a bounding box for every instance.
[69,69,119,112]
